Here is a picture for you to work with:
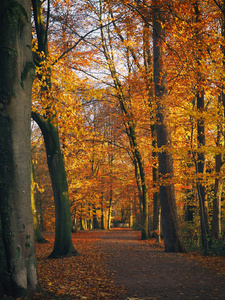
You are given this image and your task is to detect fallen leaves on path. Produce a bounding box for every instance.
[29,231,126,299]
[24,229,225,300]
[183,251,225,275]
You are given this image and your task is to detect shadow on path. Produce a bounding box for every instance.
[96,229,225,300]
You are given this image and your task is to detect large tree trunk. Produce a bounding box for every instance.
[153,0,186,252]
[0,0,39,296]
[32,112,78,257]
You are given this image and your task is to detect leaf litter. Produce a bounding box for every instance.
[28,231,126,299]
[21,229,225,299]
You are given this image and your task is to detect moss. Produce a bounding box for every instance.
[20,61,35,88]
[6,2,28,32]
[25,234,31,248]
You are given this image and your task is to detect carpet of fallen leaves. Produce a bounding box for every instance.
[142,238,225,275]
[28,231,126,300]
[12,229,225,300]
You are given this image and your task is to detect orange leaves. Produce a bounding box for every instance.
[28,231,125,299]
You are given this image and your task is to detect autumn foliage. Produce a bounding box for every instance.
[31,0,225,253]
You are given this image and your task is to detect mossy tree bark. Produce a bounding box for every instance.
[0,0,39,296]
[153,0,186,252]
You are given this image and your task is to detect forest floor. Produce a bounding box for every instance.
[20,229,225,299]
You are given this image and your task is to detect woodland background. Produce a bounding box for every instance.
[32,0,225,255]
[3,0,225,297]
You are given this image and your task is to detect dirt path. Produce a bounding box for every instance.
[96,229,225,300]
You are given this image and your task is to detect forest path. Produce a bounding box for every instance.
[96,229,225,300]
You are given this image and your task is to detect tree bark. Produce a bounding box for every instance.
[212,0,225,239]
[153,0,186,252]
[196,92,211,253]
[193,1,211,254]
[108,189,113,229]
[0,0,39,296]
[31,112,78,257]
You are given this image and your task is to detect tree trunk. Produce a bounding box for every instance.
[212,0,225,239]
[153,0,186,253]
[212,94,224,239]
[108,189,113,229]
[0,0,39,296]
[151,125,160,236]
[92,204,99,229]
[99,1,149,239]
[101,199,105,229]
[196,92,211,254]
[129,203,133,228]
[31,113,78,257]
[31,159,48,243]
[192,2,211,254]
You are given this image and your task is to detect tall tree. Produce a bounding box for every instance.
[152,0,186,252]
[193,1,211,254]
[212,0,225,239]
[99,0,149,239]
[0,0,39,296]
[31,0,78,258]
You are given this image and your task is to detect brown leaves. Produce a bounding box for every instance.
[28,231,126,299]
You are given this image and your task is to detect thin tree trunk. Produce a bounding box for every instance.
[93,204,99,229]
[196,92,210,254]
[143,22,160,237]
[193,1,211,254]
[212,138,223,239]
[129,203,133,228]
[0,0,39,296]
[153,0,186,252]
[212,95,223,239]
[212,0,225,239]
[151,124,160,236]
[99,0,149,239]
[101,198,105,229]
[108,189,113,229]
